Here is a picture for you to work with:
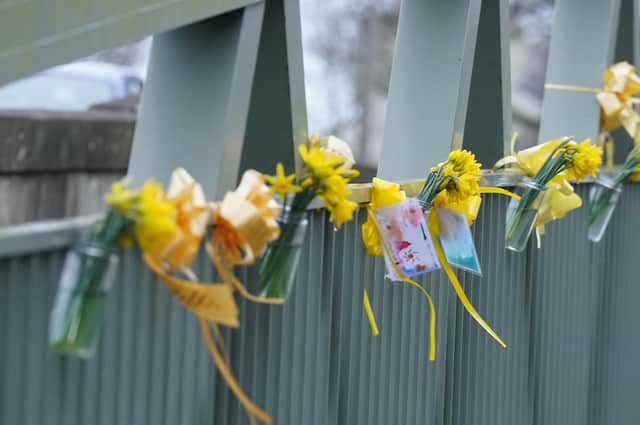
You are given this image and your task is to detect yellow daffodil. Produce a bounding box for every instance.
[447,173,480,203]
[133,180,179,255]
[265,163,302,199]
[514,137,567,176]
[447,149,482,175]
[299,144,343,178]
[535,181,582,234]
[327,198,359,229]
[105,177,138,212]
[565,139,602,181]
[319,173,350,205]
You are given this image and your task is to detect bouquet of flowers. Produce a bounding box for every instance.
[259,135,359,299]
[49,169,208,357]
[588,146,640,242]
[498,137,602,251]
[416,149,482,220]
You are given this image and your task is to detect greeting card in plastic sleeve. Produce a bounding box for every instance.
[374,199,441,281]
[437,206,482,275]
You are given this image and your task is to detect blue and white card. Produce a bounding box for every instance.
[436,206,482,276]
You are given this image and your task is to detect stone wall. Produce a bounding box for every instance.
[0,110,134,226]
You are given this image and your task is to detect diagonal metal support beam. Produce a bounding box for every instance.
[463,0,512,166]
[127,4,265,197]
[377,0,482,180]
[239,0,308,176]
[538,0,622,144]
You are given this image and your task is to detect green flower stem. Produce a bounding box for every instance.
[506,139,573,239]
[49,208,129,357]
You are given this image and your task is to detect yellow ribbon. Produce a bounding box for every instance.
[208,170,283,304]
[361,182,516,359]
[363,289,379,336]
[361,178,407,256]
[546,61,640,140]
[368,208,437,361]
[427,214,507,349]
[138,169,282,425]
[143,254,272,424]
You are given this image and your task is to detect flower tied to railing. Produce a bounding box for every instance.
[546,61,640,167]
[588,146,640,242]
[50,167,282,425]
[207,169,283,304]
[494,137,602,251]
[361,150,518,361]
[258,134,360,300]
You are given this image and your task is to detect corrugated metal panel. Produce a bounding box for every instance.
[2,186,640,424]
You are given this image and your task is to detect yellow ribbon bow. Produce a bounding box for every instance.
[361,178,407,256]
[161,168,210,270]
[546,61,640,141]
[207,169,282,304]
[142,169,281,425]
[597,61,640,137]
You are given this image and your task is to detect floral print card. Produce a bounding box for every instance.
[374,199,441,281]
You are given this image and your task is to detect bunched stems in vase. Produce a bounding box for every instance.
[259,135,360,299]
[588,145,640,242]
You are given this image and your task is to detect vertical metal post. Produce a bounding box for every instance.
[377,0,482,180]
[463,0,512,166]
[239,0,308,176]
[538,0,622,144]
[127,4,265,198]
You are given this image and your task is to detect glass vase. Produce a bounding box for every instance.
[258,209,309,300]
[49,242,119,358]
[505,180,546,252]
[588,177,622,243]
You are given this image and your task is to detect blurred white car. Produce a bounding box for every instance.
[0,61,143,111]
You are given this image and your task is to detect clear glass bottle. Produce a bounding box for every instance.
[49,242,119,358]
[258,206,309,299]
[588,177,622,243]
[505,180,546,252]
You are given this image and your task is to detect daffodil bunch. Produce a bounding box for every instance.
[259,135,359,299]
[497,137,602,250]
[416,149,482,216]
[104,170,209,269]
[105,179,178,252]
[265,135,360,228]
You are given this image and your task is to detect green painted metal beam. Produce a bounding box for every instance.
[239,0,308,176]
[538,0,622,144]
[378,0,482,180]
[127,4,265,197]
[463,0,512,165]
[0,0,261,86]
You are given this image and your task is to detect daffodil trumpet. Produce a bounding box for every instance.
[588,146,640,242]
[260,135,360,299]
[498,137,602,251]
